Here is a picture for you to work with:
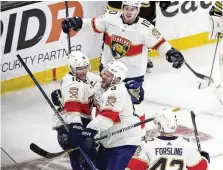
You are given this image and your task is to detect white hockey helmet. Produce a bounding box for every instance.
[68,51,90,75]
[104,61,128,82]
[154,108,178,133]
[122,1,141,9]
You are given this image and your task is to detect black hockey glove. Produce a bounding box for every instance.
[61,16,83,34]
[166,48,184,69]
[61,19,70,34]
[51,89,62,106]
[200,151,210,163]
[81,128,98,152]
[159,1,171,11]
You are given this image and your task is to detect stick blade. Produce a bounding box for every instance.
[204,77,214,83]
[30,143,62,159]
[196,72,214,83]
[30,143,52,158]
[30,143,76,159]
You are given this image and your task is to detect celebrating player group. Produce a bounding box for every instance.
[49,1,222,169]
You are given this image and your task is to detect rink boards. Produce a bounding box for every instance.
[1,1,216,94]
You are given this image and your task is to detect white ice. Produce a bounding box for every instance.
[1,43,223,169]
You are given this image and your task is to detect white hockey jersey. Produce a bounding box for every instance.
[87,82,141,148]
[81,12,172,78]
[52,72,101,128]
[126,136,209,170]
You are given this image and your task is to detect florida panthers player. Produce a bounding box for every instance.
[51,51,101,170]
[126,108,210,170]
[80,61,142,170]
[61,1,184,137]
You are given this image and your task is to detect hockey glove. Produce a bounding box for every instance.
[61,19,70,34]
[57,123,84,150]
[159,1,171,11]
[209,7,223,39]
[124,77,145,104]
[81,128,98,152]
[200,151,210,163]
[61,16,83,33]
[51,89,62,106]
[166,48,184,69]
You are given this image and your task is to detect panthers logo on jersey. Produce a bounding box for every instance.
[111,35,131,59]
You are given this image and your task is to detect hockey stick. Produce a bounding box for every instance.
[95,117,154,141]
[30,107,181,159]
[78,146,97,170]
[30,143,78,159]
[30,143,97,169]
[184,61,214,83]
[65,1,71,54]
[17,54,69,132]
[190,111,211,163]
[198,34,220,89]
[208,33,220,86]
[30,117,155,159]
[190,111,201,152]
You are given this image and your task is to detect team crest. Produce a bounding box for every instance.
[111,35,131,59]
[106,95,117,107]
[69,87,79,99]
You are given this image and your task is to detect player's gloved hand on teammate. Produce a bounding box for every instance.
[81,128,98,152]
[166,48,184,69]
[62,16,83,33]
[159,1,171,11]
[51,89,62,106]
[200,151,210,163]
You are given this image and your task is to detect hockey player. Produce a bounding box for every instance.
[80,61,142,170]
[209,1,223,104]
[51,51,101,170]
[106,1,171,71]
[126,108,210,170]
[209,1,223,40]
[61,1,184,137]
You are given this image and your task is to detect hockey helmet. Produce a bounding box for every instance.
[122,1,141,9]
[68,51,90,75]
[104,61,128,82]
[154,108,178,133]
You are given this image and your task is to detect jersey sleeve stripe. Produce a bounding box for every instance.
[127,157,148,170]
[151,38,166,50]
[99,109,120,123]
[186,158,208,170]
[64,101,92,116]
[91,18,103,33]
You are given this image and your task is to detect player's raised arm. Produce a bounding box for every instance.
[144,24,185,69]
[61,12,109,34]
